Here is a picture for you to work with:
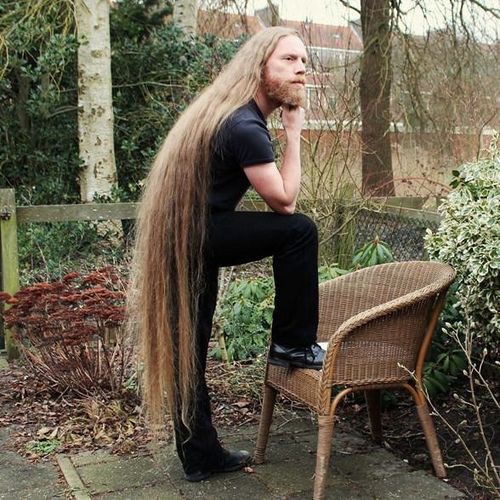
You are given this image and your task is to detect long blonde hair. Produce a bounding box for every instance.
[129,27,300,431]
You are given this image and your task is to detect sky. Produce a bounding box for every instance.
[244,0,499,41]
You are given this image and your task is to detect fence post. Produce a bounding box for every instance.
[0,189,20,360]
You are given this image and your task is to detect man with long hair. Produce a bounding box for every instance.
[130,26,325,482]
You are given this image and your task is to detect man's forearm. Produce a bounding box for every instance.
[280,132,302,209]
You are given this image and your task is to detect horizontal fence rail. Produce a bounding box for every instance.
[16,202,140,223]
[0,188,441,359]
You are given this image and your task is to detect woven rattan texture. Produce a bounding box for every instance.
[267,365,322,410]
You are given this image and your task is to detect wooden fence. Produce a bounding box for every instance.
[0,188,440,360]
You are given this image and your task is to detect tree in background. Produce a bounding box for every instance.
[75,0,118,203]
[0,0,239,206]
[2,0,496,204]
[359,0,395,196]
[0,0,79,204]
[392,22,498,163]
[0,0,120,205]
[173,0,199,34]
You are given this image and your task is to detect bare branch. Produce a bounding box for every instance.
[337,0,361,16]
[467,0,500,18]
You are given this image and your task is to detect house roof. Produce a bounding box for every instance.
[281,20,363,52]
[197,9,363,52]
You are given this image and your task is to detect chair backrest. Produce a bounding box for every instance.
[318,261,456,385]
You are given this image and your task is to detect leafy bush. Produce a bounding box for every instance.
[424,143,499,493]
[351,235,394,268]
[422,283,467,396]
[110,16,242,201]
[17,221,127,284]
[212,239,395,363]
[425,139,500,356]
[212,276,274,361]
[1,1,241,204]
[0,267,132,395]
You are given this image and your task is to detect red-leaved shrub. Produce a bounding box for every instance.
[0,266,133,396]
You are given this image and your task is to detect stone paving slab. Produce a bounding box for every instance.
[54,417,464,499]
[0,428,66,500]
[356,470,465,499]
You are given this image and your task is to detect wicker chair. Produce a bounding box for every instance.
[254,261,456,500]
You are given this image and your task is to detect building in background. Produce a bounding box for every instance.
[198,4,363,121]
[197,3,498,197]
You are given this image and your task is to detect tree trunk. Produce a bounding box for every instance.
[174,0,199,35]
[15,71,31,134]
[360,0,395,196]
[75,0,118,203]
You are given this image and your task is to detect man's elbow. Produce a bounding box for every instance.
[261,192,296,214]
[274,203,296,215]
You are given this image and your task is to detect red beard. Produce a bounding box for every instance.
[263,75,306,108]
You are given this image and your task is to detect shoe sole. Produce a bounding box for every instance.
[185,459,251,482]
[268,357,322,370]
[212,461,249,474]
[184,471,210,482]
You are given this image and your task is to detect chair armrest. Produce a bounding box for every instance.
[317,262,455,342]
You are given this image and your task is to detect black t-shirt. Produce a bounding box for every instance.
[209,99,275,212]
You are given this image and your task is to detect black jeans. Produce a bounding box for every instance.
[175,211,319,474]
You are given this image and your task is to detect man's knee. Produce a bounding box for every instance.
[288,213,318,243]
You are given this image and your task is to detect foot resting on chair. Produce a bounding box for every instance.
[268,342,325,370]
[184,449,251,482]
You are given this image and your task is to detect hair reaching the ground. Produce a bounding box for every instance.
[128,27,300,433]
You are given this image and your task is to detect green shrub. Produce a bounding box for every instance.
[423,283,467,396]
[211,276,274,361]
[17,221,125,284]
[318,264,350,282]
[425,139,500,357]
[351,235,394,268]
[1,1,240,205]
[212,239,395,363]
[212,266,352,362]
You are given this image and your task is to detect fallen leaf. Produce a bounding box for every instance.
[234,400,250,408]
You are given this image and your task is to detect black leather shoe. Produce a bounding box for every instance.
[212,449,251,473]
[184,449,251,482]
[268,342,325,370]
[184,469,211,482]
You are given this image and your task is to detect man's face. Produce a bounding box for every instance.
[262,35,308,108]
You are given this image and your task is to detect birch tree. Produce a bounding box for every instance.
[174,0,199,35]
[75,0,118,203]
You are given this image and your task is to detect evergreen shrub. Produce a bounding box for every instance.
[425,139,500,356]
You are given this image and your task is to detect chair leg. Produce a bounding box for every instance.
[254,384,277,465]
[415,398,446,478]
[313,415,336,500]
[365,389,382,444]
